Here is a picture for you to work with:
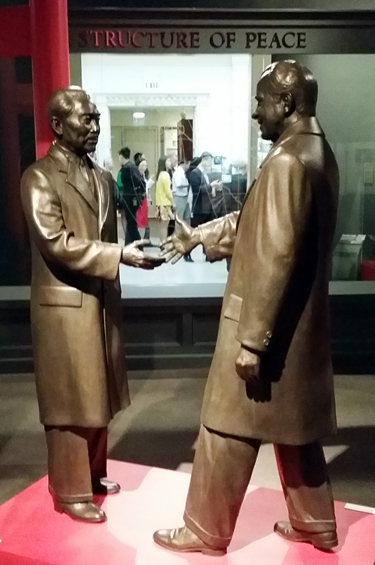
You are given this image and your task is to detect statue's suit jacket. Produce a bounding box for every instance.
[21,142,129,428]
[199,117,339,445]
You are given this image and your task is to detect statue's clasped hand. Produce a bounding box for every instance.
[121,239,165,270]
[235,346,261,384]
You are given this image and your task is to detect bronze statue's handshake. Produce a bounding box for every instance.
[21,61,339,553]
[121,239,165,269]
[159,215,201,264]
[121,215,201,270]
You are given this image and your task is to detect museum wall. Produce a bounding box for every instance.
[79,53,251,167]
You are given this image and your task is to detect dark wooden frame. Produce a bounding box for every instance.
[1,294,374,375]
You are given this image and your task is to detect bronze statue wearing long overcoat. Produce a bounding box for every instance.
[21,142,129,428]
[199,117,339,445]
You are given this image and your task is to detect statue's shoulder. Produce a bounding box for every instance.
[266,145,301,167]
[26,144,60,171]
[93,162,114,184]
[102,168,114,183]
[21,146,60,187]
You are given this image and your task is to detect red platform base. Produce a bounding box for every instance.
[0,460,374,565]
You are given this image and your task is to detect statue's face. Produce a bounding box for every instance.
[54,99,100,156]
[252,78,285,143]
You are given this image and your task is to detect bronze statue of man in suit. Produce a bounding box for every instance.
[21,87,163,523]
[154,60,339,554]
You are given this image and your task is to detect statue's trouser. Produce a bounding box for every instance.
[184,425,336,549]
[44,426,107,503]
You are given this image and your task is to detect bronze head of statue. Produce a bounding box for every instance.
[47,86,100,157]
[252,60,318,143]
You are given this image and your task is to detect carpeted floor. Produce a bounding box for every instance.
[1,460,374,565]
[0,370,375,507]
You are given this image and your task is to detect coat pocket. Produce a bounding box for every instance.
[38,286,83,307]
[223,294,242,322]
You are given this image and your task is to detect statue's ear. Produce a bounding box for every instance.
[282,93,295,117]
[50,116,63,137]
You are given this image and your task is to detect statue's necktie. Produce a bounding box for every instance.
[79,158,98,202]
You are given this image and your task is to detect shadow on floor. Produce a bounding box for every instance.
[109,429,198,469]
[110,423,375,507]
[324,426,375,506]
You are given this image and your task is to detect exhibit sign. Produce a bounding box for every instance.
[70,26,375,54]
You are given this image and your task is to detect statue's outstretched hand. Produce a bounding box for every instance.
[159,215,201,264]
[121,239,165,270]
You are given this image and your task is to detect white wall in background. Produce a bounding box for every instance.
[81,53,251,166]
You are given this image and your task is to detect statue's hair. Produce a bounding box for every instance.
[260,60,318,117]
[47,86,92,122]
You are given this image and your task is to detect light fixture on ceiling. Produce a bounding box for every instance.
[133,111,145,125]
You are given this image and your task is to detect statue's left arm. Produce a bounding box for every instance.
[160,211,239,263]
[236,151,312,353]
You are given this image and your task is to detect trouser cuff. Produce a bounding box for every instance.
[183,510,231,549]
[49,485,93,504]
[91,473,107,482]
[290,517,337,534]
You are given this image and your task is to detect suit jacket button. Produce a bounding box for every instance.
[263,338,270,347]
[266,331,272,338]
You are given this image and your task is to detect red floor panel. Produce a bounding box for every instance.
[0,460,374,565]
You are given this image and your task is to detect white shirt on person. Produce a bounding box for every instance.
[172,165,190,197]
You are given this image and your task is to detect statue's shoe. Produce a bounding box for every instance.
[92,477,121,495]
[153,526,227,556]
[54,501,107,523]
[274,521,338,550]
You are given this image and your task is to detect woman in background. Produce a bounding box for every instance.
[137,158,154,238]
[155,155,173,244]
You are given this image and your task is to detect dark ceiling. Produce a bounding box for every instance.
[2,0,375,11]
[66,0,375,11]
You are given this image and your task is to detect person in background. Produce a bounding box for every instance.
[186,156,201,183]
[137,157,155,239]
[228,160,248,212]
[118,147,146,245]
[134,152,145,168]
[189,152,222,261]
[168,152,178,177]
[134,151,155,247]
[116,159,126,238]
[189,151,222,228]
[155,155,173,244]
[103,157,121,211]
[172,158,193,262]
[186,156,201,247]
[166,153,178,236]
